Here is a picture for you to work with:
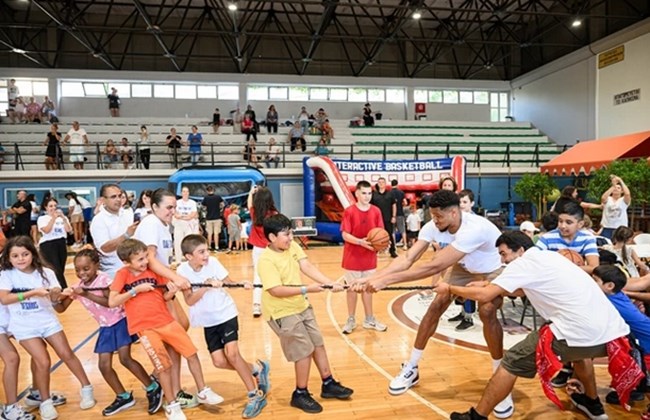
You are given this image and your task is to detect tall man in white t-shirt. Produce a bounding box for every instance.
[90,184,139,278]
[63,121,89,170]
[441,231,630,420]
[361,190,513,418]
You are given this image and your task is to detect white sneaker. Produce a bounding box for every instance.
[252,303,262,318]
[79,385,96,410]
[389,363,419,395]
[342,316,356,334]
[363,317,387,332]
[493,393,514,419]
[164,401,187,420]
[38,399,58,420]
[2,404,35,420]
[197,387,224,405]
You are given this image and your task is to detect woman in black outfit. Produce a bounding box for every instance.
[37,197,72,288]
[44,123,62,170]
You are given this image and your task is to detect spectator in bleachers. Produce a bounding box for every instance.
[298,106,310,134]
[321,119,334,143]
[41,96,56,122]
[107,87,120,117]
[0,142,5,170]
[63,121,89,170]
[7,79,19,122]
[102,139,118,169]
[288,121,306,152]
[11,97,25,124]
[165,127,182,168]
[136,125,151,169]
[314,137,329,156]
[363,103,374,127]
[243,138,261,168]
[25,97,42,123]
[43,123,62,170]
[119,137,134,169]
[185,125,205,165]
[244,104,256,123]
[266,105,279,134]
[212,108,221,134]
[242,114,257,142]
[264,137,280,168]
[232,106,242,134]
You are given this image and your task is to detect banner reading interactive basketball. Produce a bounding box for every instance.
[303,156,466,242]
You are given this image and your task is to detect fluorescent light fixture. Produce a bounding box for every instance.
[228,3,237,11]
[412,11,422,20]
[571,18,582,27]
[12,48,26,54]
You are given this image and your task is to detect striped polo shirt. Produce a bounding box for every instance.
[536,229,599,257]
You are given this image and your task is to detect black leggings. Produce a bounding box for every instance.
[267,122,278,133]
[140,148,151,169]
[39,237,68,288]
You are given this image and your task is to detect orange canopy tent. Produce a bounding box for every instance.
[540,131,650,175]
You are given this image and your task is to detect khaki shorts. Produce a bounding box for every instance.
[444,264,503,286]
[344,269,375,286]
[502,328,608,378]
[206,219,222,237]
[267,307,324,362]
[70,213,84,224]
[138,321,198,373]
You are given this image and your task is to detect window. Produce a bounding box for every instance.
[33,81,49,96]
[428,90,442,103]
[474,91,488,104]
[269,87,288,100]
[218,85,239,100]
[154,84,174,98]
[368,89,385,102]
[386,88,405,103]
[109,83,130,98]
[0,89,8,102]
[15,80,33,97]
[197,85,217,99]
[175,84,196,99]
[132,84,152,98]
[414,89,428,103]
[459,91,473,103]
[348,88,367,102]
[289,86,308,101]
[248,86,268,100]
[83,83,106,96]
[310,88,328,100]
[329,88,347,101]
[61,82,85,97]
[490,92,509,121]
[443,90,458,104]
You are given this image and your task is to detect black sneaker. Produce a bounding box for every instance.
[570,393,608,420]
[146,381,163,414]
[605,389,645,404]
[448,313,464,322]
[321,379,353,399]
[551,366,573,388]
[290,391,322,414]
[456,318,474,331]
[450,408,488,420]
[102,393,135,416]
[390,251,398,258]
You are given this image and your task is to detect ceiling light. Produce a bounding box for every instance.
[228,3,237,11]
[571,19,582,28]
[412,11,422,20]
[12,48,26,54]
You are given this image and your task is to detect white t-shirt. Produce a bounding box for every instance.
[121,207,134,225]
[601,196,629,229]
[176,199,197,217]
[417,221,454,247]
[492,248,629,346]
[177,258,238,327]
[30,201,39,221]
[90,208,128,274]
[68,199,83,215]
[134,207,152,221]
[135,214,173,265]
[0,268,62,335]
[77,196,92,210]
[406,213,420,232]
[450,212,502,273]
[37,215,68,244]
[66,128,87,153]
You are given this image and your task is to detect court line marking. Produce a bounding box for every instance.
[325,291,449,418]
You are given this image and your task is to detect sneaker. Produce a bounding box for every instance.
[256,360,270,395]
[342,316,356,334]
[102,393,135,416]
[389,363,419,395]
[493,393,514,419]
[362,317,387,332]
[197,387,224,405]
[2,404,35,420]
[456,318,474,331]
[242,390,267,419]
[321,379,353,399]
[38,400,57,420]
[290,391,322,414]
[176,390,199,409]
[450,407,488,420]
[24,390,67,407]
[252,304,262,318]
[551,367,574,388]
[605,389,645,404]
[79,385,96,410]
[164,401,186,420]
[146,381,164,414]
[448,312,465,322]
[570,393,608,420]
[390,251,398,258]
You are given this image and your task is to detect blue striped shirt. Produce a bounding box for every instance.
[536,229,599,257]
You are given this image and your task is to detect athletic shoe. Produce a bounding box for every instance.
[242,390,267,419]
[321,379,353,399]
[450,407,488,420]
[38,400,57,420]
[164,401,186,420]
[146,381,164,414]
[493,393,514,419]
[2,404,35,420]
[290,391,322,414]
[570,393,608,420]
[342,316,356,334]
[456,318,474,331]
[256,360,271,395]
[79,385,96,410]
[389,363,419,395]
[551,367,574,388]
[24,390,67,407]
[448,312,465,322]
[102,392,135,416]
[605,389,645,404]
[176,390,199,409]
[197,387,224,405]
[390,251,398,258]
[252,304,262,318]
[362,317,387,332]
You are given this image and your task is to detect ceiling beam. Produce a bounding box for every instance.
[131,0,182,71]
[300,0,339,75]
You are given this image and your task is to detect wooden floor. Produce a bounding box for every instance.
[3,245,645,419]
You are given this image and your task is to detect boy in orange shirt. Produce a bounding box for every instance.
[109,239,224,420]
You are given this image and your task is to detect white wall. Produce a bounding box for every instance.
[596,32,650,138]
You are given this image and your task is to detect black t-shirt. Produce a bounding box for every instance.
[167,135,182,148]
[12,199,32,235]
[212,113,221,124]
[392,188,405,216]
[202,194,224,220]
[371,190,396,221]
[107,94,120,108]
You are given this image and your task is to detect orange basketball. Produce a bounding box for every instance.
[367,227,390,252]
[557,249,584,266]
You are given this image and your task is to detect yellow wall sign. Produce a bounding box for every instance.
[598,45,624,69]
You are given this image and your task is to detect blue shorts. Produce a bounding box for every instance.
[94,317,138,354]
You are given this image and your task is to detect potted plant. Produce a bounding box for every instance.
[513,173,558,221]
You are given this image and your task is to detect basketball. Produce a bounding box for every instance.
[557,249,584,266]
[367,227,390,252]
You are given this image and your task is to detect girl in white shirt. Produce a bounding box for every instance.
[600,174,631,240]
[38,198,72,288]
[172,186,199,264]
[0,236,95,420]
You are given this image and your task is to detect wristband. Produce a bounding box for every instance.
[17,292,25,302]
[129,288,137,297]
[300,286,307,296]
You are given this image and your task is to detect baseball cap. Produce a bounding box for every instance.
[519,221,539,233]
